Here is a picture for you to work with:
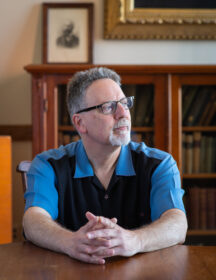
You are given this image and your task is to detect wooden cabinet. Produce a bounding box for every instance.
[25,64,216,244]
[25,64,171,156]
[170,74,216,245]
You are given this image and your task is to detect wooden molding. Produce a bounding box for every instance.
[24,64,216,75]
[0,125,32,141]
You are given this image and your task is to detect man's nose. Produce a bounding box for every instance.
[114,102,129,119]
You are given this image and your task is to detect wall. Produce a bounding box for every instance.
[0,0,216,240]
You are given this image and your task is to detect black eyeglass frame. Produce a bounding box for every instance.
[76,96,134,114]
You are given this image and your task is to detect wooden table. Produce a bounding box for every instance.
[0,242,215,280]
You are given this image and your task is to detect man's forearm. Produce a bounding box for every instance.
[134,209,188,253]
[23,207,114,264]
[23,207,187,262]
[23,207,72,255]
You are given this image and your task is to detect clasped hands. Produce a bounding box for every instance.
[66,211,139,264]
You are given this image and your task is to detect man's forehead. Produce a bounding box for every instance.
[87,78,118,90]
[85,78,124,103]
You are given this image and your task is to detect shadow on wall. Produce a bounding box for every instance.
[5,4,42,73]
[0,3,42,124]
[0,74,31,124]
[0,4,42,242]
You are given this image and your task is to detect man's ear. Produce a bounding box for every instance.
[72,114,87,134]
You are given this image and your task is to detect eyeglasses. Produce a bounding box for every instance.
[76,96,134,115]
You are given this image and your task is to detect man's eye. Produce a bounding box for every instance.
[121,99,128,105]
[102,103,113,112]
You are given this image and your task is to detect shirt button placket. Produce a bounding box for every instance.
[104,194,109,200]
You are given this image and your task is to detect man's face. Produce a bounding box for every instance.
[81,78,131,147]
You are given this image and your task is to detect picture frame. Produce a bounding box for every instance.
[43,3,93,64]
[104,0,216,40]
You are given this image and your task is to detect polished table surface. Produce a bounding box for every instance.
[0,242,215,280]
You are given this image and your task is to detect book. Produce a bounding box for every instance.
[143,132,154,147]
[182,133,186,174]
[193,132,201,173]
[185,134,193,174]
[182,86,199,125]
[143,91,154,126]
[212,137,216,173]
[191,87,210,125]
[206,136,214,173]
[206,187,216,229]
[200,136,207,173]
[203,100,216,126]
[58,86,70,125]
[198,90,216,125]
[62,133,71,145]
[131,132,142,142]
[184,87,209,126]
[199,188,207,229]
[134,85,152,126]
[71,133,80,142]
[188,186,200,229]
[188,187,215,230]
[212,113,216,126]
[192,87,212,125]
[58,132,64,146]
[122,84,136,125]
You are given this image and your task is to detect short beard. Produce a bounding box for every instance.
[109,119,131,146]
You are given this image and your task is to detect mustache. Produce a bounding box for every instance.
[113,118,131,129]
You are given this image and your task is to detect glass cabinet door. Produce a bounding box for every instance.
[122,84,154,147]
[171,75,216,245]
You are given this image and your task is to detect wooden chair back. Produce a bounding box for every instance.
[16,160,31,192]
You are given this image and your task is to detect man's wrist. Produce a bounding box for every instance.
[133,227,148,253]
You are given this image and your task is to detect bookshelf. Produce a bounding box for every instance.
[171,74,216,245]
[25,64,216,244]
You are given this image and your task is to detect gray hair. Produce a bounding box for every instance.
[66,67,121,121]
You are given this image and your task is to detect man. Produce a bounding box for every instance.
[23,67,187,265]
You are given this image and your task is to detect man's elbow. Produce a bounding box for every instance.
[177,213,188,244]
[22,210,32,241]
[22,207,50,241]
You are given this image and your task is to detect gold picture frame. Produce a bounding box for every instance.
[104,0,216,40]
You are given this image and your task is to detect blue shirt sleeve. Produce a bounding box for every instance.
[150,154,185,221]
[24,154,59,220]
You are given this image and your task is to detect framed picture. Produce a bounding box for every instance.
[43,3,93,64]
[104,0,216,40]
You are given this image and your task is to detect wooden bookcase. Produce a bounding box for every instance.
[25,64,216,244]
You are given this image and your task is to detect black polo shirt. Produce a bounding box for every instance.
[25,141,185,231]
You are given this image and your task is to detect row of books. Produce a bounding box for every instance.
[58,131,154,147]
[186,187,216,230]
[57,84,216,128]
[131,132,154,147]
[182,86,216,126]
[122,84,154,127]
[58,131,80,146]
[182,132,216,174]
[58,86,71,126]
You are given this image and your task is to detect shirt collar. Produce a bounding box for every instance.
[74,141,136,178]
[115,144,136,176]
[74,141,94,178]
